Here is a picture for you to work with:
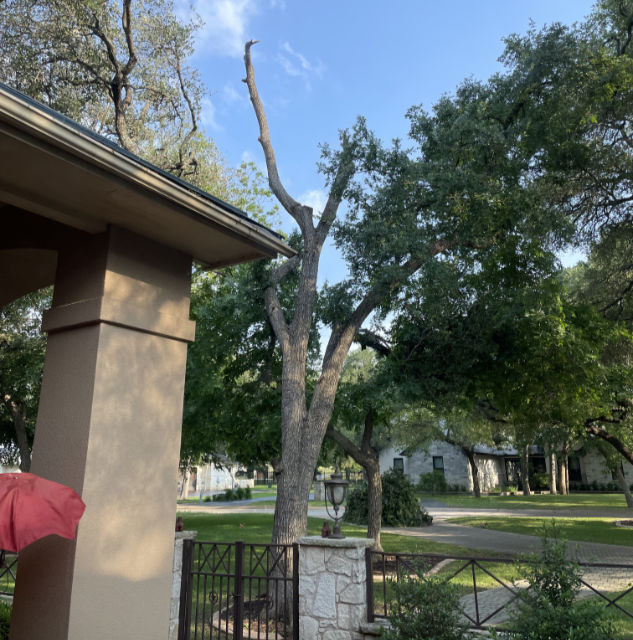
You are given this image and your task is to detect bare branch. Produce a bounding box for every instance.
[243,41,310,232]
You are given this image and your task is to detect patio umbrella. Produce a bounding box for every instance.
[0,472,86,552]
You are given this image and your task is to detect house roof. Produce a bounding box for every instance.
[0,83,294,306]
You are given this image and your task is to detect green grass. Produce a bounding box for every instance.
[446,515,633,546]
[178,512,510,556]
[419,492,632,510]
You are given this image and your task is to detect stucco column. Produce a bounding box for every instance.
[298,536,373,640]
[10,226,195,640]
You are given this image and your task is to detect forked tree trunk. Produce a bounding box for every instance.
[520,444,531,496]
[464,448,481,498]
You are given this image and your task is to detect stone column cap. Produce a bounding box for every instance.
[297,536,374,549]
[175,530,198,540]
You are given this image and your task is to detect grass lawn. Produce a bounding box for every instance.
[420,492,632,511]
[446,515,633,546]
[178,512,511,556]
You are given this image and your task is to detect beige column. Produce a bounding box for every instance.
[10,226,195,640]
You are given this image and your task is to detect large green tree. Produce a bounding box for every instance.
[0,289,51,470]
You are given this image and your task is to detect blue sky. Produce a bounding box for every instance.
[179,0,596,279]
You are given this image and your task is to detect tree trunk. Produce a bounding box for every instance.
[365,460,383,550]
[545,444,557,494]
[326,410,383,550]
[597,443,633,508]
[520,444,531,496]
[464,448,481,498]
[616,464,633,508]
[585,422,633,466]
[558,444,569,496]
[179,468,191,499]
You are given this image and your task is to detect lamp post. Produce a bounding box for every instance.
[324,471,349,539]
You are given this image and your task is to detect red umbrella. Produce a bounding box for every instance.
[0,472,86,552]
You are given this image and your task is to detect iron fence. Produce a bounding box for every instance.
[179,541,299,640]
[366,549,633,632]
[0,551,17,597]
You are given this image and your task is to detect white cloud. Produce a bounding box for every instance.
[276,42,325,91]
[179,0,258,58]
[200,97,223,131]
[222,84,247,105]
[300,188,328,217]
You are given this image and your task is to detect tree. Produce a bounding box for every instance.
[241,33,575,545]
[0,289,51,470]
[325,349,393,549]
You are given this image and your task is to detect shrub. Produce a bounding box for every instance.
[344,471,432,527]
[531,472,549,490]
[0,601,10,640]
[417,470,448,493]
[491,523,615,640]
[382,573,474,640]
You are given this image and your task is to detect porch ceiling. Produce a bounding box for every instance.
[0,83,293,307]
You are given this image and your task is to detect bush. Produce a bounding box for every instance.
[0,601,10,640]
[344,470,432,527]
[531,472,549,490]
[417,470,448,493]
[212,486,252,502]
[382,573,474,640]
[491,524,615,640]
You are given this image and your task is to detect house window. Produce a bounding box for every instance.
[505,458,520,483]
[393,458,404,473]
[433,456,444,476]
[568,456,582,483]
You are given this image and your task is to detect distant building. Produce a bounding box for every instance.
[380,441,633,492]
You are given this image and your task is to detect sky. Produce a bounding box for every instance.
[178,0,597,281]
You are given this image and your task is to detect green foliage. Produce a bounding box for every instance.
[382,573,474,640]
[212,487,252,502]
[0,289,51,467]
[492,524,616,640]
[417,471,448,493]
[0,601,9,640]
[345,470,432,527]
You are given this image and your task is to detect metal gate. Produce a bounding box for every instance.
[178,541,299,640]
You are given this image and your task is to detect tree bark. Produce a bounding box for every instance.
[463,448,481,498]
[597,443,633,508]
[326,410,383,550]
[616,464,633,508]
[520,444,531,496]
[585,422,633,466]
[545,443,557,494]
[558,443,569,496]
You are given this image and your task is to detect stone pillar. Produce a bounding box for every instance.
[298,536,373,640]
[10,227,195,640]
[169,531,197,640]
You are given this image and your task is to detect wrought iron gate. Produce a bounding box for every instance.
[178,541,299,640]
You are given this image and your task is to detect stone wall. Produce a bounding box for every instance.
[169,530,197,640]
[298,536,373,640]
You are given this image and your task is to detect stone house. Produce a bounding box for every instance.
[380,441,633,492]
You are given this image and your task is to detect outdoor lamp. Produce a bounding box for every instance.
[324,471,349,539]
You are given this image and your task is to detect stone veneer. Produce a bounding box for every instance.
[169,530,197,640]
[298,536,374,640]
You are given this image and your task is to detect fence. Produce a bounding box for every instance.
[179,540,299,640]
[366,549,633,632]
[0,551,17,598]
